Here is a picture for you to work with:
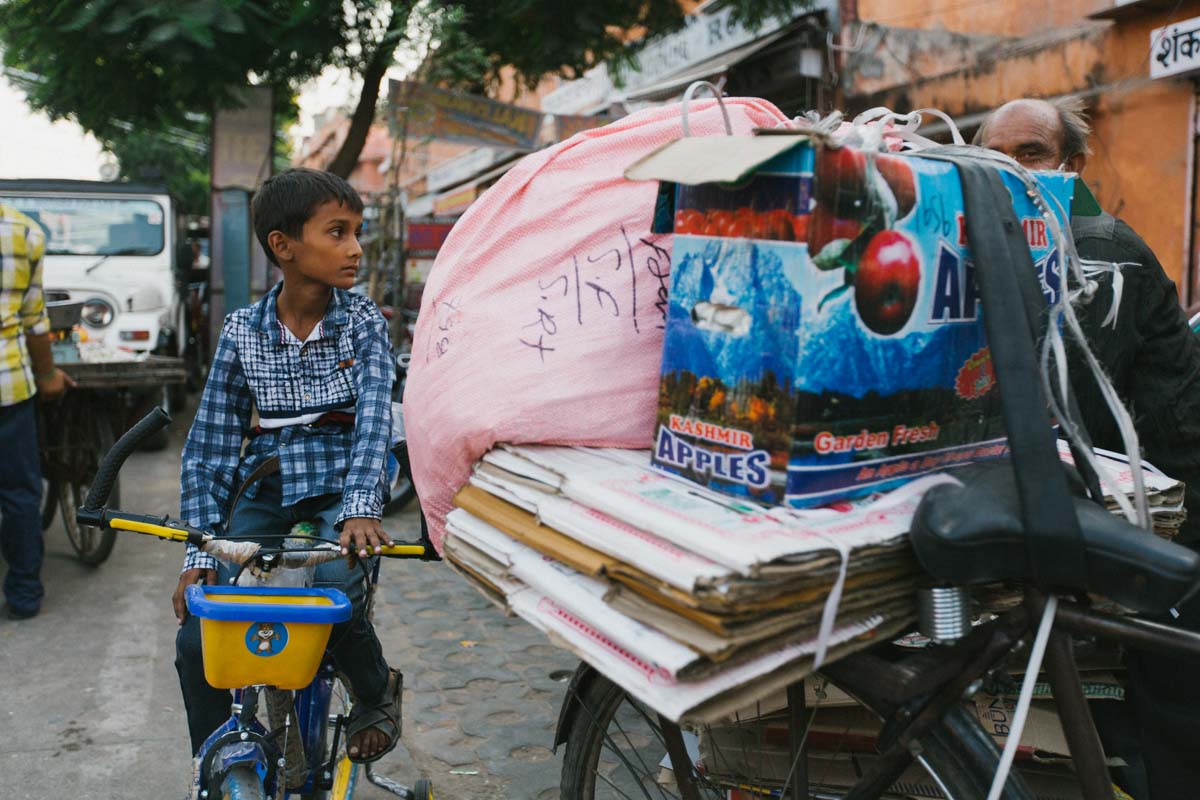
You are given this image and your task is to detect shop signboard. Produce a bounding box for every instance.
[1151,15,1200,79]
[390,80,542,151]
[407,218,456,257]
[432,185,478,216]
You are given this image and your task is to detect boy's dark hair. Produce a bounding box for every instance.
[252,168,364,265]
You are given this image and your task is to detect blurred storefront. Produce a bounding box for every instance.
[541,2,839,119]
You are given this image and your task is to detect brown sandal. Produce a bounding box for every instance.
[346,668,403,764]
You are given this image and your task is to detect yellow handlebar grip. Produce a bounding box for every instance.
[109,517,191,543]
[378,544,427,557]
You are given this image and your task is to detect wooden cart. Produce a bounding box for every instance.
[38,355,187,565]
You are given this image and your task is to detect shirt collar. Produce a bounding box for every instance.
[255,282,350,340]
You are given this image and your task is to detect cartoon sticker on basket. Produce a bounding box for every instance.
[246,621,288,657]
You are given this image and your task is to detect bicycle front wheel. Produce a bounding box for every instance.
[558,667,1032,800]
[218,764,266,800]
[301,676,359,800]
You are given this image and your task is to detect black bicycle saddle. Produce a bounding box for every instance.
[911,460,1200,615]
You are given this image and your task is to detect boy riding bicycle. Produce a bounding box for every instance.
[173,168,401,764]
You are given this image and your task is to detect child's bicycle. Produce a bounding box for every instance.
[76,408,440,800]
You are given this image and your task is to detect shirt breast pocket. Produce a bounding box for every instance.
[328,337,358,406]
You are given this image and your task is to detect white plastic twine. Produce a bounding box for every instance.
[809,533,850,670]
[986,595,1058,800]
[909,108,966,145]
[787,109,844,137]
[680,81,733,137]
[847,107,965,151]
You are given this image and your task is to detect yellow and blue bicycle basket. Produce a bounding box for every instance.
[186,585,352,690]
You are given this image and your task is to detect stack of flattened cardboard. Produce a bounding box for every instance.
[443,443,1183,726]
[443,444,958,723]
[1056,441,1187,538]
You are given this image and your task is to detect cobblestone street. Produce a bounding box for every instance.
[371,519,579,800]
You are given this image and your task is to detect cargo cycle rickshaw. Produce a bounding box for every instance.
[76,408,439,799]
[548,156,1200,800]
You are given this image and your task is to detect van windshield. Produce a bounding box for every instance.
[4,196,165,256]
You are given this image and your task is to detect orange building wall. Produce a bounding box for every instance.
[1088,82,1193,288]
[854,0,1105,38]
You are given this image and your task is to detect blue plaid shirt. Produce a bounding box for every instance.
[180,283,393,572]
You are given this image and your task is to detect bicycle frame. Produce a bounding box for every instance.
[195,660,353,799]
[648,586,1200,800]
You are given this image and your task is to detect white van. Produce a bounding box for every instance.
[0,179,190,361]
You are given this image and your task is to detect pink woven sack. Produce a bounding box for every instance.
[405,98,789,550]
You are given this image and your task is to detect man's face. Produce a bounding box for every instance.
[978,102,1066,171]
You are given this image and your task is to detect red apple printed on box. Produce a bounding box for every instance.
[810,145,921,335]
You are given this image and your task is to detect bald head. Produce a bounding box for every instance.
[974,97,1090,174]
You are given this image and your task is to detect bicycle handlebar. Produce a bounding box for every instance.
[203,538,432,565]
[83,407,171,512]
[76,408,441,562]
[93,509,438,561]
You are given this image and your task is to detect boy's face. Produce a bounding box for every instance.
[271,200,363,290]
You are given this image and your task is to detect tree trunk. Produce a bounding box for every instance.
[326,9,405,180]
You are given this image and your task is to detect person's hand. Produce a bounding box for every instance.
[173,567,217,625]
[35,368,75,402]
[340,517,392,564]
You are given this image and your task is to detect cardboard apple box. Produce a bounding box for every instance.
[626,133,1074,508]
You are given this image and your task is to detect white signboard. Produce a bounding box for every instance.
[618,7,786,95]
[1151,16,1200,80]
[542,65,614,116]
[212,86,273,192]
[542,6,793,114]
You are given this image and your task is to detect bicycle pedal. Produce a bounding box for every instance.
[364,763,414,797]
[315,761,335,791]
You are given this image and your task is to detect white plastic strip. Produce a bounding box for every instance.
[986,595,1058,800]
[680,81,733,137]
[809,533,851,670]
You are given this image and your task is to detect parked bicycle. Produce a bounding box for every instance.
[76,409,439,799]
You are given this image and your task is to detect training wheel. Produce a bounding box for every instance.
[414,778,433,800]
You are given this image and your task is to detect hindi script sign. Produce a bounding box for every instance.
[1151,16,1200,80]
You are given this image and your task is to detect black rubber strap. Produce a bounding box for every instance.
[228,455,282,516]
[955,158,1089,587]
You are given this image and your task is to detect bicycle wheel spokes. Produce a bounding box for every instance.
[588,698,728,800]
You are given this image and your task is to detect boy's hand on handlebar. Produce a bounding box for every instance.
[340,517,392,563]
[173,568,217,625]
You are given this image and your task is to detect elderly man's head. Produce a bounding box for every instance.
[974,97,1092,174]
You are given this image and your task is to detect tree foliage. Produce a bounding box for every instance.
[0,0,812,180]
[104,127,210,216]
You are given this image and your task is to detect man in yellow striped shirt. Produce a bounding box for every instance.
[1,203,72,620]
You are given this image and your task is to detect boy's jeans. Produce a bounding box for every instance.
[175,473,390,754]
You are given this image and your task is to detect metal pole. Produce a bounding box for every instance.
[1041,629,1114,799]
[658,715,702,800]
[787,680,809,800]
[1055,602,1200,659]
